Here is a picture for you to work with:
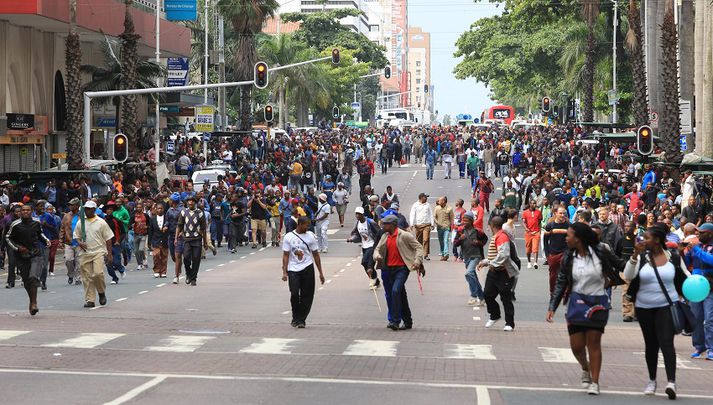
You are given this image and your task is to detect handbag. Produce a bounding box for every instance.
[565,291,610,328]
[649,255,696,335]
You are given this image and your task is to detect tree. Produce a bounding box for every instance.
[625,0,649,127]
[119,0,141,154]
[659,0,681,162]
[442,114,452,126]
[580,0,600,122]
[694,0,713,157]
[65,0,84,169]
[218,0,280,131]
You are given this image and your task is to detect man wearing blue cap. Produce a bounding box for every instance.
[166,193,184,284]
[682,222,713,360]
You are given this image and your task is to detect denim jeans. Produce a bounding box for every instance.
[106,244,125,282]
[464,258,484,300]
[436,227,450,257]
[691,292,713,352]
[210,219,222,245]
[426,164,434,179]
[381,266,412,325]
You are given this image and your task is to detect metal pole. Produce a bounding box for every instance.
[612,0,618,126]
[154,0,161,163]
[204,0,209,104]
[84,94,91,161]
[218,13,226,131]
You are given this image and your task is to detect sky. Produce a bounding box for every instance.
[408,1,502,120]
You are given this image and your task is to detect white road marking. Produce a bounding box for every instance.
[115,298,128,302]
[472,316,481,321]
[43,333,124,349]
[476,386,491,405]
[327,229,340,235]
[156,283,166,287]
[539,347,578,363]
[473,306,480,311]
[0,330,30,341]
[333,274,339,278]
[339,269,345,273]
[343,340,398,357]
[259,247,266,252]
[103,375,167,405]
[325,279,332,284]
[138,290,149,295]
[446,344,495,360]
[229,260,236,263]
[239,338,299,355]
[633,352,701,370]
[217,263,225,267]
[205,269,213,272]
[145,336,215,353]
[346,263,352,267]
[240,256,247,259]
[281,311,290,315]
[318,287,324,290]
[250,252,256,255]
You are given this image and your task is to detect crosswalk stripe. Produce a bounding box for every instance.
[327,229,340,235]
[343,340,398,357]
[43,333,124,349]
[0,330,30,341]
[539,347,577,363]
[239,338,299,355]
[145,335,215,353]
[445,344,496,360]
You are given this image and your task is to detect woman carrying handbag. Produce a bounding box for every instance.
[623,222,691,400]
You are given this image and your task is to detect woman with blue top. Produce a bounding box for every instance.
[320,175,336,208]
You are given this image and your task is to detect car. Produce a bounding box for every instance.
[191,168,229,192]
[594,168,622,180]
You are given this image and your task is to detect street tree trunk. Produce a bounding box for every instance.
[278,85,286,129]
[120,0,141,157]
[234,32,257,131]
[659,0,682,163]
[66,0,84,170]
[626,0,649,127]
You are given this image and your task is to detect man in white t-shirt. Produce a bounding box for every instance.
[315,193,331,253]
[282,216,325,328]
[348,206,381,289]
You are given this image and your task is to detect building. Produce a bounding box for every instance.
[265,0,376,36]
[408,26,432,119]
[0,0,191,171]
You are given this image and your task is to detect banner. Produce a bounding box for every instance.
[195,105,215,132]
[167,57,189,87]
[165,0,197,21]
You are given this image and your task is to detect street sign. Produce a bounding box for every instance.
[195,105,215,132]
[649,110,659,125]
[607,89,619,106]
[167,58,190,87]
[159,105,180,113]
[96,118,116,128]
[165,0,197,21]
[202,132,211,142]
[166,140,175,153]
[52,152,67,159]
[350,102,361,111]
[680,134,688,152]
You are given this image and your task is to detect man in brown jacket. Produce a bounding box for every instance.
[59,198,81,285]
[373,215,424,331]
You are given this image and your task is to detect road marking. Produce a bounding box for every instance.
[539,347,577,363]
[633,352,701,370]
[472,316,481,321]
[240,256,247,259]
[473,307,480,311]
[115,298,128,302]
[281,310,290,315]
[104,375,167,405]
[333,274,340,278]
[145,336,215,353]
[250,252,256,255]
[339,269,345,273]
[217,263,225,267]
[445,344,495,360]
[476,386,491,405]
[259,247,266,252]
[43,333,124,349]
[318,287,324,290]
[156,283,166,287]
[343,340,398,357]
[138,290,149,295]
[239,338,299,355]
[229,260,236,263]
[327,229,340,235]
[0,330,30,341]
[346,263,352,267]
[205,269,213,272]
[325,279,332,284]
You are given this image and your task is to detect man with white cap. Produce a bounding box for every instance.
[348,206,381,289]
[315,193,331,253]
[73,201,113,308]
[333,182,349,228]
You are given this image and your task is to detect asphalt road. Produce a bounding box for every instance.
[1,163,712,405]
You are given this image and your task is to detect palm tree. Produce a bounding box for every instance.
[218,0,280,131]
[580,0,600,123]
[65,0,84,170]
[625,0,649,127]
[119,0,141,154]
[659,0,681,162]
[694,0,713,156]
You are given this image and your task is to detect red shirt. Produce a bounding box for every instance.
[386,229,406,267]
[522,209,542,233]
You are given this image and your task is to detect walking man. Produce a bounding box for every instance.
[543,207,569,296]
[478,216,518,331]
[434,196,454,261]
[176,196,208,286]
[522,200,543,269]
[454,212,488,306]
[148,203,170,278]
[60,198,82,285]
[315,193,331,253]
[74,201,114,308]
[282,216,325,328]
[410,192,434,260]
[348,206,381,289]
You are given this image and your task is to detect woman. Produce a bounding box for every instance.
[546,222,625,396]
[624,222,688,400]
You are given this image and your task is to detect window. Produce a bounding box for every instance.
[415,61,421,67]
[416,79,421,84]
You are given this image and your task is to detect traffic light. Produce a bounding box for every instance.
[541,97,551,113]
[384,66,391,79]
[637,125,654,155]
[254,62,269,89]
[331,48,340,65]
[264,104,274,122]
[113,133,128,162]
[424,84,429,93]
[332,105,340,119]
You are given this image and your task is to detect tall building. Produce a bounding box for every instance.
[265,0,376,36]
[408,26,432,118]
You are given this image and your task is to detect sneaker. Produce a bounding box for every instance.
[467,298,477,306]
[485,319,499,328]
[41,282,47,291]
[533,263,539,270]
[49,272,55,277]
[68,277,73,285]
[587,382,600,395]
[503,325,514,332]
[707,352,713,361]
[581,371,592,388]
[691,350,704,359]
[153,273,160,278]
[644,380,656,395]
[160,274,167,278]
[374,278,381,288]
[322,249,328,254]
[84,301,95,308]
[74,279,81,285]
[623,316,634,322]
[172,277,179,284]
[110,280,117,285]
[369,279,376,289]
[527,262,532,269]
[120,271,125,279]
[665,382,676,400]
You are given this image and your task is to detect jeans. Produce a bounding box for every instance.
[106,244,125,282]
[316,220,329,251]
[458,161,466,178]
[361,246,377,279]
[436,227,450,257]
[691,292,713,352]
[288,265,316,323]
[133,234,147,267]
[210,219,222,245]
[381,266,412,325]
[426,164,434,180]
[183,239,202,282]
[39,246,49,284]
[484,270,515,328]
[464,258,485,300]
[380,157,388,174]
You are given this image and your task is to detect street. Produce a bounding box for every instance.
[1,165,712,405]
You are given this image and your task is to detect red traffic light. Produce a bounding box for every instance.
[113,133,128,162]
[254,62,269,89]
[331,49,340,65]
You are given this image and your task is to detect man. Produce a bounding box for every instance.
[409,193,434,260]
[620,220,636,322]
[477,216,518,331]
[373,215,424,331]
[176,195,208,286]
[683,223,713,360]
[5,204,50,315]
[166,193,184,284]
[130,201,150,271]
[148,203,170,278]
[41,204,62,281]
[248,190,269,249]
[74,201,113,308]
[348,206,381,289]
[315,193,331,253]
[596,207,623,255]
[103,202,126,285]
[209,193,226,248]
[228,195,247,253]
[522,199,543,269]
[467,152,480,189]
[60,198,82,285]
[282,216,326,328]
[543,207,569,296]
[434,196,454,261]
[476,171,494,212]
[454,212,488,306]
[424,148,437,180]
[97,166,112,196]
[682,196,702,227]
[442,148,454,179]
[333,182,349,227]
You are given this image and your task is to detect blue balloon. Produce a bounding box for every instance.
[682,275,711,303]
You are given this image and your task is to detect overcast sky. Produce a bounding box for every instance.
[408,1,501,120]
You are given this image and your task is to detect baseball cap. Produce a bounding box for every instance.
[318,193,328,201]
[84,201,98,209]
[170,192,181,202]
[418,192,429,199]
[369,195,379,202]
[390,203,399,210]
[697,223,713,232]
[105,200,116,207]
[382,215,398,225]
[69,198,81,206]
[464,211,475,220]
[354,206,365,215]
[0,180,9,186]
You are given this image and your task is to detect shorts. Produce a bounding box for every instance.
[174,237,185,254]
[336,204,347,217]
[567,324,605,336]
[524,232,540,253]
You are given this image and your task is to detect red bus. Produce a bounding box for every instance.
[482,105,516,126]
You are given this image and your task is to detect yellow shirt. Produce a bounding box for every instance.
[73,215,113,257]
[291,162,303,176]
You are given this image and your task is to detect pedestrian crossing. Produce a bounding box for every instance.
[0,329,703,368]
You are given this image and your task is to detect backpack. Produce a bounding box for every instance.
[509,240,521,270]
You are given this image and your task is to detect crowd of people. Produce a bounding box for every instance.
[2,122,713,399]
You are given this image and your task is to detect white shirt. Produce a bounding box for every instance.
[333,189,348,205]
[315,202,330,223]
[571,247,606,296]
[156,215,164,229]
[282,231,319,272]
[410,202,434,226]
[635,261,679,309]
[357,220,375,249]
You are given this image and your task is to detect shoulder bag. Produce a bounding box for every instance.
[649,254,696,335]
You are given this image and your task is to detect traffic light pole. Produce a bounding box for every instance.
[267,56,332,73]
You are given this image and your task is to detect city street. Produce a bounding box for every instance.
[1,165,712,404]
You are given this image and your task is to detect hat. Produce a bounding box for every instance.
[390,202,399,210]
[318,193,328,201]
[185,194,197,202]
[381,215,398,225]
[418,192,429,199]
[291,198,300,204]
[117,193,125,198]
[697,223,713,233]
[84,201,97,209]
[0,180,9,186]
[69,197,81,206]
[170,192,181,202]
[464,211,475,221]
[369,195,379,202]
[337,182,344,187]
[105,200,116,207]
[354,206,365,215]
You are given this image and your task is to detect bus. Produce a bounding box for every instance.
[482,105,516,126]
